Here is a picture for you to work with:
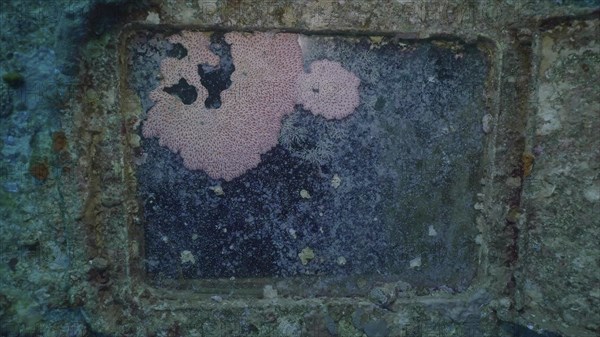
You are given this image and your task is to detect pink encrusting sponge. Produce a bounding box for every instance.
[142,31,361,181]
[297,60,362,120]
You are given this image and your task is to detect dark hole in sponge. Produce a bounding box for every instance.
[167,43,188,60]
[197,32,235,109]
[163,78,197,105]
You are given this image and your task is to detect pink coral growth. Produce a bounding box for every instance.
[143,32,303,181]
[142,31,361,181]
[297,60,361,120]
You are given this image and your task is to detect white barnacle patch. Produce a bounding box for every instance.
[331,174,341,188]
[298,247,315,265]
[428,225,437,236]
[409,256,421,269]
[180,250,196,264]
[209,185,224,196]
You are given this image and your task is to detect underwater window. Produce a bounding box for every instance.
[123,30,489,294]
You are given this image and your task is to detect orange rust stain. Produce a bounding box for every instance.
[29,161,49,181]
[522,152,535,177]
[52,131,68,152]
